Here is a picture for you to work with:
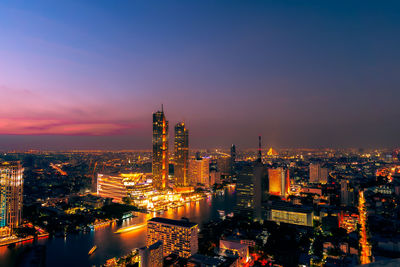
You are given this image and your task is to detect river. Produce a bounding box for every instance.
[0,187,236,266]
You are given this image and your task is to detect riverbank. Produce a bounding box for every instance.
[0,233,49,247]
[0,187,236,266]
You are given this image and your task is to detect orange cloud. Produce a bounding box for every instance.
[0,118,133,135]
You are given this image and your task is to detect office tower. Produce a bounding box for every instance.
[139,240,163,267]
[0,161,23,236]
[147,217,198,258]
[268,167,290,198]
[188,157,210,187]
[216,156,230,175]
[152,106,169,190]
[230,144,236,176]
[235,161,266,220]
[309,162,329,184]
[340,180,355,207]
[174,122,189,187]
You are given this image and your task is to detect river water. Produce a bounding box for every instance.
[0,187,236,267]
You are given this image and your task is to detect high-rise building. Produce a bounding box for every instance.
[147,217,198,258]
[153,106,169,190]
[230,144,236,176]
[309,162,329,184]
[189,157,210,186]
[174,122,189,187]
[139,240,163,267]
[235,161,266,220]
[268,167,290,198]
[0,161,23,236]
[340,180,355,207]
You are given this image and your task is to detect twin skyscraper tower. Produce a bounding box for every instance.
[152,106,189,190]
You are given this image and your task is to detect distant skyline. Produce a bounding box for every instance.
[1,1,399,150]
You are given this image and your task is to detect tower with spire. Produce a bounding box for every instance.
[152,105,169,190]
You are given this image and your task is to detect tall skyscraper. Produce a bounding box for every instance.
[268,167,290,198]
[152,106,169,190]
[174,122,189,187]
[235,161,266,221]
[0,161,23,237]
[230,144,236,176]
[309,162,329,184]
[147,217,198,258]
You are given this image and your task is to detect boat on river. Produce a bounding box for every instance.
[88,245,97,255]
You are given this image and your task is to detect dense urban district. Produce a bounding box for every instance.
[0,108,400,267]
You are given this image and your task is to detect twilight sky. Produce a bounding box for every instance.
[0,0,399,150]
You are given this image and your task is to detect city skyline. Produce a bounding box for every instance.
[1,1,400,150]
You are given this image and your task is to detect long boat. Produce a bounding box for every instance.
[88,245,97,255]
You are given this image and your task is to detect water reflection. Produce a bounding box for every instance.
[0,188,235,267]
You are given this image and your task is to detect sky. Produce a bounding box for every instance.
[0,0,399,150]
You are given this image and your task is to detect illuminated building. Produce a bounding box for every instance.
[268,167,290,198]
[174,122,189,187]
[97,173,152,203]
[0,161,23,236]
[309,162,328,184]
[266,202,313,227]
[235,161,266,220]
[139,240,163,267]
[147,217,198,258]
[153,106,169,190]
[189,157,210,186]
[210,170,221,185]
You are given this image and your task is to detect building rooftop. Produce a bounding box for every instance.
[148,217,197,228]
[139,240,163,251]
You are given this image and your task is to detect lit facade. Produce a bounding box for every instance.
[188,157,210,186]
[147,217,198,258]
[266,202,313,227]
[268,167,290,198]
[153,107,169,190]
[0,161,23,236]
[174,122,189,187]
[97,173,151,203]
[139,240,163,267]
[309,162,328,184]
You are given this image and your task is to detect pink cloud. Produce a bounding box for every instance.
[0,118,134,136]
